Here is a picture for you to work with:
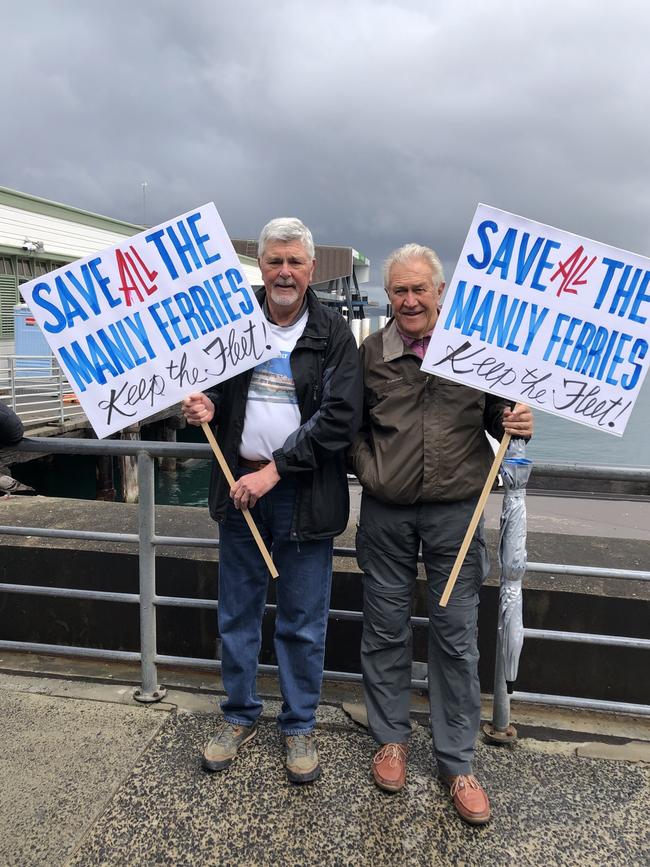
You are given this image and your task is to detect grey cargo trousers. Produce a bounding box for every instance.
[356,493,489,777]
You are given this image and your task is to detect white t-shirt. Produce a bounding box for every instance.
[239,308,309,461]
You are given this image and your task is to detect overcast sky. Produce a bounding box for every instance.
[2,0,649,291]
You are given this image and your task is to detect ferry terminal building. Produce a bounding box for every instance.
[0,186,370,340]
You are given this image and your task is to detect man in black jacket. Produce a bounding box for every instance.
[182,218,361,783]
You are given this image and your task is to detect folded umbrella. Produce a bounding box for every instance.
[498,438,533,693]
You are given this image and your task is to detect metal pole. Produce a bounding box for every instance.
[57,360,64,423]
[133,451,166,703]
[9,356,16,408]
[483,629,517,743]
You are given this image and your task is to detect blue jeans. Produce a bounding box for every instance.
[217,472,333,734]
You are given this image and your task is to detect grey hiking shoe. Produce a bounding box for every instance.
[202,722,257,772]
[284,733,321,784]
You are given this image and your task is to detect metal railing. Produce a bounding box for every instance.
[0,355,85,427]
[0,437,649,724]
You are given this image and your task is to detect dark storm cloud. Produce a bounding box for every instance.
[2,0,650,285]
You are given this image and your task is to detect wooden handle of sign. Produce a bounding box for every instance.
[439,430,512,608]
[201,421,279,579]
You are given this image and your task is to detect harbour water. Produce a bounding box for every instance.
[526,375,650,468]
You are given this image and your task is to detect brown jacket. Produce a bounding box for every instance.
[350,320,510,505]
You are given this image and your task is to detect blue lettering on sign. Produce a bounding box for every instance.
[148,301,177,350]
[31,281,67,333]
[145,211,222,280]
[88,258,121,308]
[59,338,120,391]
[622,339,647,390]
[485,229,547,284]
[467,220,499,270]
[211,272,240,322]
[146,276,247,352]
[443,281,548,355]
[486,228,517,279]
[56,311,156,392]
[443,281,482,331]
[542,311,647,389]
[530,239,561,291]
[189,283,227,329]
[225,268,254,314]
[515,235,545,285]
[593,257,650,324]
[167,222,203,274]
[187,212,221,265]
[466,220,560,291]
[29,257,121,334]
[145,229,179,279]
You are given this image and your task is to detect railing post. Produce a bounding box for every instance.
[133,451,166,703]
[9,356,16,409]
[483,629,517,743]
[56,360,64,423]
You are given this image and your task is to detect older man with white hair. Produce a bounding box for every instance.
[183,217,361,784]
[351,243,533,824]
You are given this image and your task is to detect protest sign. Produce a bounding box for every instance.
[422,204,650,436]
[19,202,279,438]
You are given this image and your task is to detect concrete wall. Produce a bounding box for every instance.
[1,531,648,705]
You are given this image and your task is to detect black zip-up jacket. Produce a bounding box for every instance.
[204,288,362,540]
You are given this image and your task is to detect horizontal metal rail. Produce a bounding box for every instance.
[0,526,140,544]
[0,526,220,549]
[0,583,139,604]
[2,637,648,718]
[511,691,650,717]
[0,640,140,663]
[523,628,650,650]
[2,581,645,651]
[2,527,647,584]
[10,435,650,477]
[525,561,650,582]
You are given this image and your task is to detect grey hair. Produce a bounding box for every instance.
[258,217,315,259]
[383,243,445,290]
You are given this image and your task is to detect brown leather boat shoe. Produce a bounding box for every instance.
[442,774,491,825]
[372,743,408,792]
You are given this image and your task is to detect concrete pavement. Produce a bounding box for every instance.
[1,669,649,867]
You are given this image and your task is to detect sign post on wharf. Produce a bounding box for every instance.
[421,203,650,606]
[19,202,280,578]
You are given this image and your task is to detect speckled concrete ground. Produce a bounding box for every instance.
[2,674,649,867]
[63,715,649,867]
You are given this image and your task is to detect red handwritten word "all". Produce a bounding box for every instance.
[115,246,159,306]
[550,245,596,298]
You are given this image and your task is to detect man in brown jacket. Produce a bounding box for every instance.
[350,243,533,824]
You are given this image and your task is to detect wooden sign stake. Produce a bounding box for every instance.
[201,421,279,579]
[439,431,512,607]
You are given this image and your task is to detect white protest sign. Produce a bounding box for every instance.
[422,204,650,436]
[19,203,279,438]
